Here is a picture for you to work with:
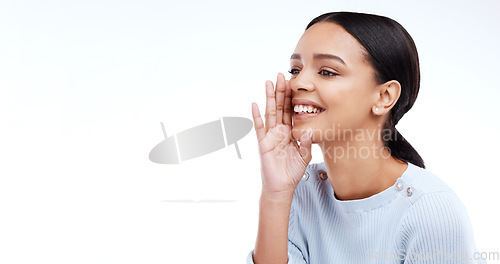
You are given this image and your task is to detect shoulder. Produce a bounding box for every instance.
[397,191,481,262]
[399,163,471,228]
[400,163,456,204]
[397,164,480,255]
[399,191,472,234]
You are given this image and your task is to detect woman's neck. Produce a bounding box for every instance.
[319,138,408,201]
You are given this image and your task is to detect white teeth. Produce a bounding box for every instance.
[293,104,324,114]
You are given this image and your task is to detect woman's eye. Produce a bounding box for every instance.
[288,68,301,75]
[319,69,338,76]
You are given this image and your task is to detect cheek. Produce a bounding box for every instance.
[320,84,353,116]
[321,83,372,129]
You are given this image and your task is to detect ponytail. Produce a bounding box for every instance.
[383,117,425,169]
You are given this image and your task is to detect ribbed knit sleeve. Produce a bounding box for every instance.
[286,199,307,264]
[398,192,486,264]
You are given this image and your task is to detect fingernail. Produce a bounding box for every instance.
[309,129,313,139]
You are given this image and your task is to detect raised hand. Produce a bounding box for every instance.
[251,73,313,198]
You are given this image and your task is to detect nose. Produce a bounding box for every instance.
[290,70,315,93]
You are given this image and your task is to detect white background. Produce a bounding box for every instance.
[1,0,499,263]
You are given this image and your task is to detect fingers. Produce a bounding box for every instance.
[264,80,276,133]
[283,79,292,126]
[259,73,290,136]
[252,102,265,142]
[275,73,286,125]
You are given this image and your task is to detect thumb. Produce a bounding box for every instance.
[298,128,313,163]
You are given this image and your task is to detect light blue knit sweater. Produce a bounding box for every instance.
[247,162,485,263]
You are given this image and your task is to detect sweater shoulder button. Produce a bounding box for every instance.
[302,171,310,181]
[395,182,403,191]
[406,187,413,197]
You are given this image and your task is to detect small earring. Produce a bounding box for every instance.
[374,107,379,112]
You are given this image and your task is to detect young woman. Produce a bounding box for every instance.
[248,12,484,264]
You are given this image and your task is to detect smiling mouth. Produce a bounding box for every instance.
[293,104,326,115]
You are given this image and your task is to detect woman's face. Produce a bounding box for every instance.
[290,22,382,143]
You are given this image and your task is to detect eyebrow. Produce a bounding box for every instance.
[290,53,346,66]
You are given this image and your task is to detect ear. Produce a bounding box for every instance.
[372,80,401,116]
